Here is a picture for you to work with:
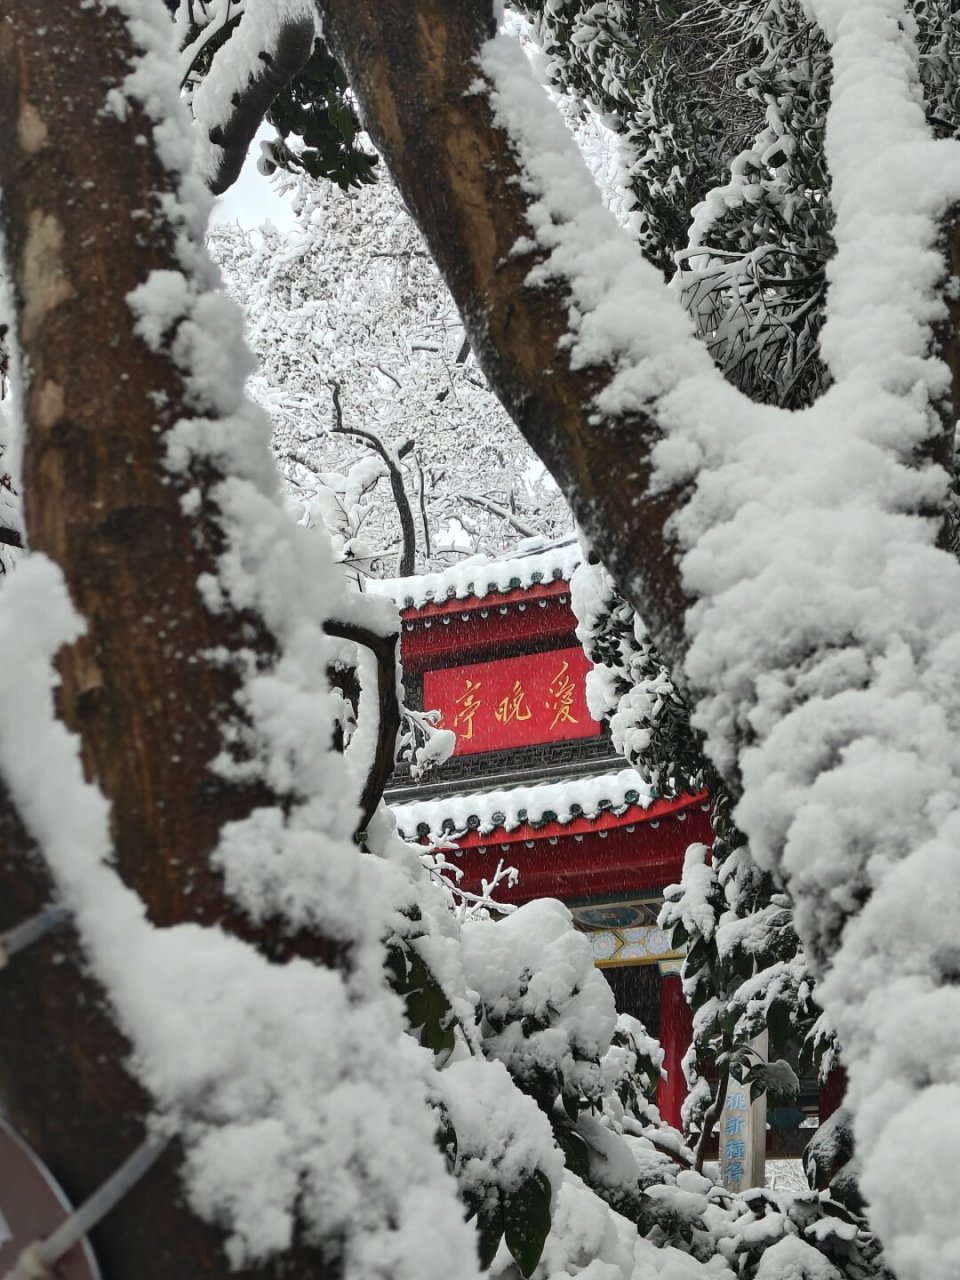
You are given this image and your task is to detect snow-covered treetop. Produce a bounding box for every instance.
[210,175,573,576]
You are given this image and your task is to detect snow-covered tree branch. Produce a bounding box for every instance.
[3,1,960,1279]
[0,4,474,1276]
[318,3,960,1276]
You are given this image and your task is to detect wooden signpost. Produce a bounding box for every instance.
[0,1121,101,1280]
[719,1031,768,1192]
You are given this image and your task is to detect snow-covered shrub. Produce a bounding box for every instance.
[461,898,618,1111]
[572,559,824,1156]
[571,557,701,799]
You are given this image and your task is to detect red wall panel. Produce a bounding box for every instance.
[423,645,602,756]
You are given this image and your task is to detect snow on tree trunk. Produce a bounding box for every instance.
[318,2,960,1275]
[0,4,480,1276]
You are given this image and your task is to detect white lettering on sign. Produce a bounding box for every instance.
[0,1207,12,1247]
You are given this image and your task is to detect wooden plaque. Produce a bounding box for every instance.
[424,644,601,756]
[0,1121,101,1279]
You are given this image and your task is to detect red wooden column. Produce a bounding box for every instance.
[657,973,693,1131]
[819,1065,847,1123]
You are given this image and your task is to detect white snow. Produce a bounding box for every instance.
[437,1055,563,1203]
[392,767,655,841]
[462,898,618,1103]
[368,536,582,608]
[662,845,717,943]
[479,4,960,1275]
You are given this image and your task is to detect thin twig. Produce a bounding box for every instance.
[459,492,537,538]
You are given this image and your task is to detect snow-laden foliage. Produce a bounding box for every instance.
[571,556,824,1162]
[209,176,571,575]
[677,0,960,412]
[676,0,833,410]
[174,0,377,193]
[659,840,823,1149]
[571,557,702,798]
[383,829,890,1280]
[513,0,753,278]
[478,3,960,1274]
[520,0,960,418]
[462,898,617,1108]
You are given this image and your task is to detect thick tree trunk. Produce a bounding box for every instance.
[0,801,257,1280]
[318,0,691,668]
[318,0,960,667]
[0,5,339,1276]
[0,3,269,932]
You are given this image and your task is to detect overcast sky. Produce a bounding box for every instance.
[210,127,299,233]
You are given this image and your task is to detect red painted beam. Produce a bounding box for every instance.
[401,591,577,674]
[452,790,710,850]
[436,793,713,905]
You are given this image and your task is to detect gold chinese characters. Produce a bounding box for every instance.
[495,680,532,724]
[452,678,482,739]
[547,660,578,729]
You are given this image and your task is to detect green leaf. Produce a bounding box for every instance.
[766,998,792,1047]
[554,1123,590,1179]
[504,1170,553,1278]
[387,943,455,1056]
[385,944,406,988]
[561,1091,580,1123]
[684,936,711,977]
[476,1202,505,1271]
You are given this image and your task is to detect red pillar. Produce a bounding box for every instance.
[818,1065,847,1124]
[657,972,693,1131]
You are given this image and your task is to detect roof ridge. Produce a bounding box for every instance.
[366,539,583,609]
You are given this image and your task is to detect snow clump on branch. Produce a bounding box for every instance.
[480,2,960,1275]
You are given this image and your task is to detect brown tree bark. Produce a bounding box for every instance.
[318,0,692,669]
[0,3,272,935]
[318,0,960,664]
[0,5,342,1276]
[0,801,266,1280]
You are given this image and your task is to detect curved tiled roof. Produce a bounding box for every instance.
[392,767,673,841]
[367,537,582,611]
